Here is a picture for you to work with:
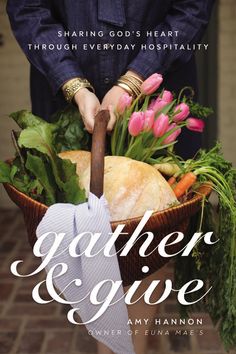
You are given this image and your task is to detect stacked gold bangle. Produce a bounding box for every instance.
[62,78,95,103]
[117,73,143,98]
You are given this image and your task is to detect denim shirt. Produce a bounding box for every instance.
[7,0,215,118]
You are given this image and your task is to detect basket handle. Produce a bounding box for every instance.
[90,109,110,198]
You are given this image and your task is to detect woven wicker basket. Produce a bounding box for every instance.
[3,110,211,286]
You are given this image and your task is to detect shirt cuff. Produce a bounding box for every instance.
[47,60,85,95]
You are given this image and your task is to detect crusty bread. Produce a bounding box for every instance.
[59,150,178,221]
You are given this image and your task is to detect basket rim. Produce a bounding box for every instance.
[3,180,212,227]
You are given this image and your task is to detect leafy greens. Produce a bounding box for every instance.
[174,144,236,350]
[0,106,88,205]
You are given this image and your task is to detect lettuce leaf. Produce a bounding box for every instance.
[18,124,56,157]
[10,110,51,129]
[0,161,11,183]
[18,123,85,205]
[10,106,91,153]
[51,105,91,152]
[1,108,87,206]
[25,153,56,205]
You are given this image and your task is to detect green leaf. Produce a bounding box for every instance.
[63,174,86,205]
[25,153,56,205]
[0,161,11,183]
[53,157,86,204]
[10,165,18,182]
[29,179,44,195]
[18,121,86,205]
[50,105,90,152]
[155,100,176,118]
[141,95,151,111]
[56,157,76,182]
[188,100,214,119]
[12,175,32,195]
[10,110,49,129]
[1,109,86,206]
[18,124,56,158]
[174,144,236,350]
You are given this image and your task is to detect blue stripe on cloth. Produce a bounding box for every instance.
[36,192,135,354]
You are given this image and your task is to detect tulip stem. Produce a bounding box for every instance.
[111,113,121,155]
[128,136,135,149]
[129,94,143,112]
[125,135,142,158]
[177,86,195,104]
[141,125,183,162]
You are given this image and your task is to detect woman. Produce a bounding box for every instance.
[7,1,215,353]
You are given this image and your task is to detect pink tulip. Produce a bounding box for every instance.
[117,92,132,114]
[143,110,155,131]
[173,103,190,122]
[148,90,173,113]
[153,113,169,138]
[148,99,155,110]
[141,73,163,95]
[159,90,173,103]
[163,123,182,144]
[150,99,168,114]
[128,112,145,136]
[186,118,205,132]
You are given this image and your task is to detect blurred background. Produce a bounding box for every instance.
[0,0,236,354]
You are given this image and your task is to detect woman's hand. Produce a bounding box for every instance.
[74,70,142,133]
[74,88,101,133]
[101,85,127,131]
[101,71,143,131]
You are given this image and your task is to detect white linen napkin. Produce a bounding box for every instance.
[36,192,135,354]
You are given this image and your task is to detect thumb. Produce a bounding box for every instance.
[107,105,116,132]
[83,105,101,133]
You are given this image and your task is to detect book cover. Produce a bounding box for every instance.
[0,1,235,354]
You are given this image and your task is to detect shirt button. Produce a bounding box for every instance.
[104,77,110,84]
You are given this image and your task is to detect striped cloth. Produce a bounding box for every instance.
[36,192,135,354]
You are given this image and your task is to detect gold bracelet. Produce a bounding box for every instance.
[117,73,143,98]
[62,78,95,103]
[121,73,143,86]
[116,81,135,97]
[117,78,141,97]
[120,77,141,96]
[117,80,139,98]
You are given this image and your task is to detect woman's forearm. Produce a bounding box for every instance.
[127,0,216,79]
[6,0,84,95]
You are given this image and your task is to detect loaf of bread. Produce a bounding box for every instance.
[59,151,178,221]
